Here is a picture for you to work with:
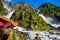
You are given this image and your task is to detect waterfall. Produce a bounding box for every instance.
[36,9,60,28]
[3,1,16,19]
[2,1,60,40]
[39,14,60,28]
[13,9,60,40]
[3,2,11,13]
[5,10,15,19]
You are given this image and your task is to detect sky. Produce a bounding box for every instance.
[7,0,60,8]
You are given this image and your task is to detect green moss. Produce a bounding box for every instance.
[0,0,6,15]
[3,29,9,35]
[39,3,60,16]
[11,2,52,31]
[13,34,16,40]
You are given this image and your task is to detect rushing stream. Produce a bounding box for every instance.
[3,1,15,19]
[14,26,60,40]
[37,10,60,28]
[39,14,60,28]
[2,0,60,40]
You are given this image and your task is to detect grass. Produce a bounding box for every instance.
[12,34,16,40]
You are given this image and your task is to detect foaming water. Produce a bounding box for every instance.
[14,26,26,31]
[39,14,60,28]
[5,10,15,19]
[3,1,15,19]
[14,26,60,40]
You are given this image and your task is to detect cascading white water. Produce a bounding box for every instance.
[13,26,51,40]
[2,0,60,40]
[36,9,60,28]
[3,2,11,13]
[39,14,60,28]
[13,10,60,40]
[13,25,60,40]
[5,10,15,19]
[3,0,15,19]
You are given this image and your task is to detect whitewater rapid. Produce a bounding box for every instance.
[14,26,60,40]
